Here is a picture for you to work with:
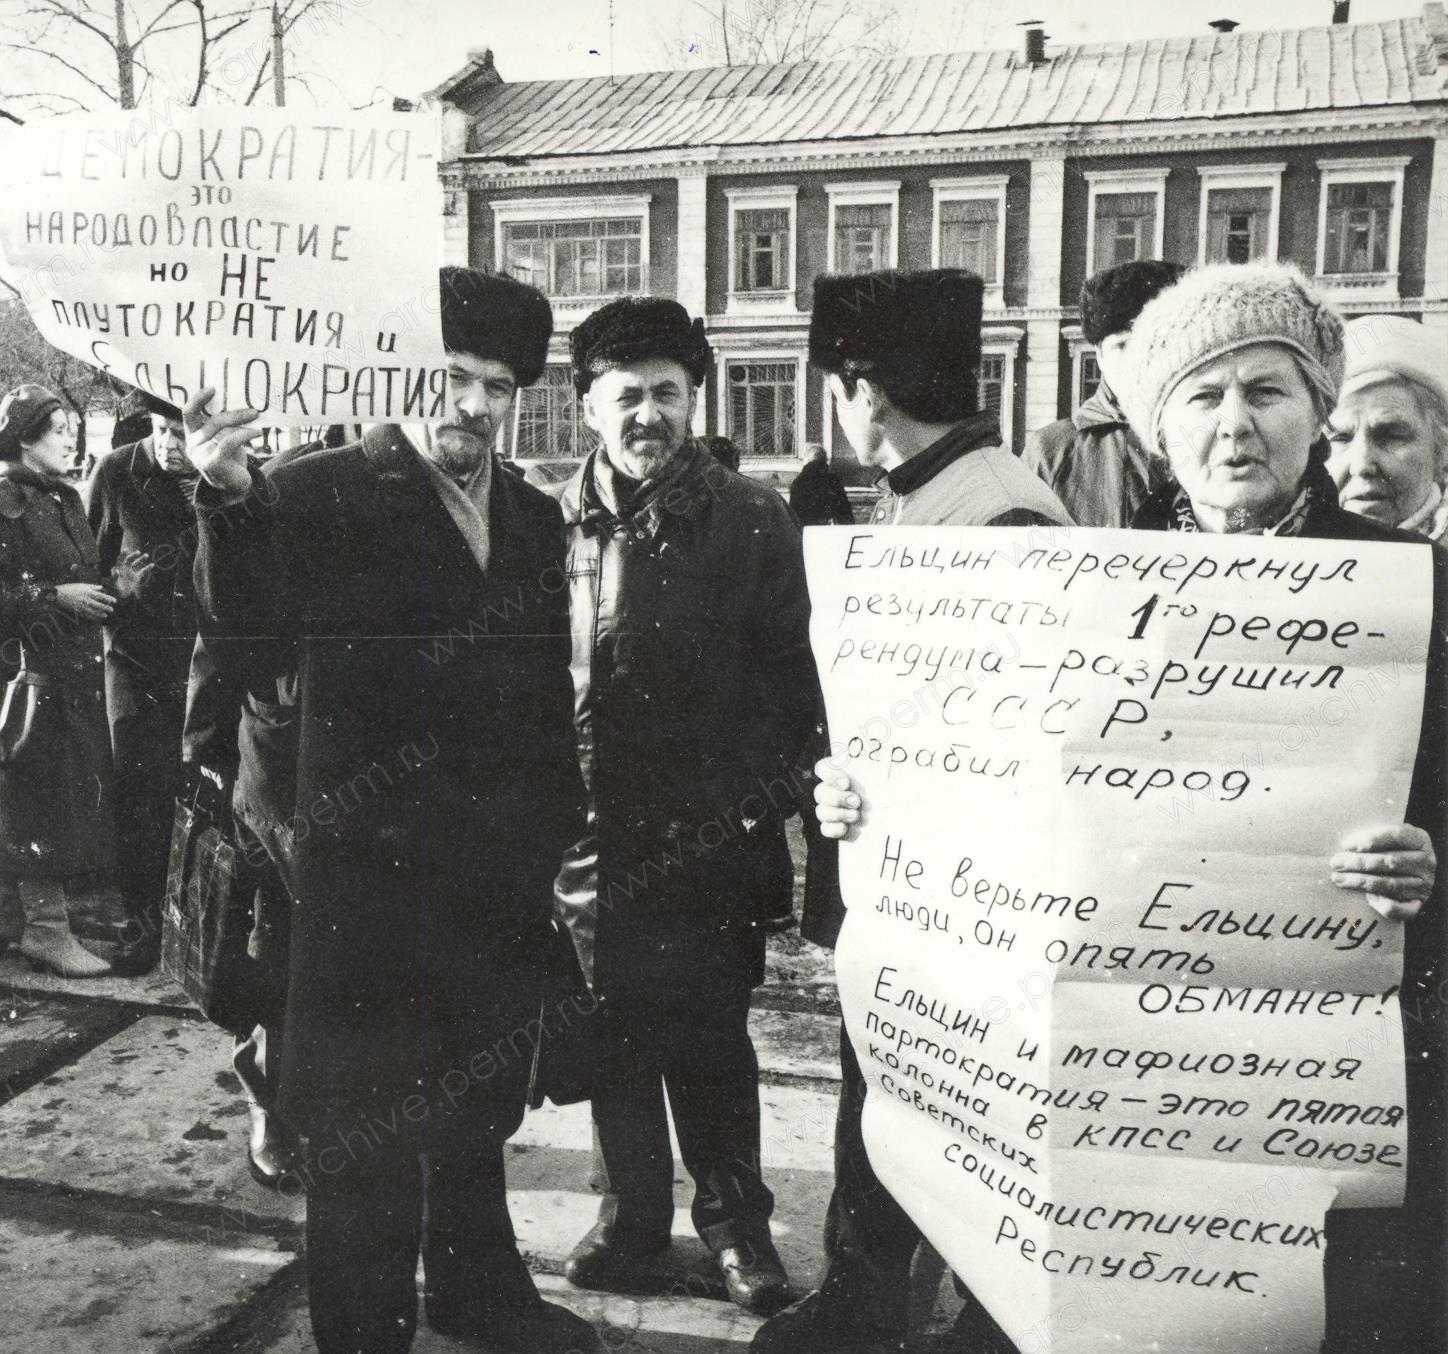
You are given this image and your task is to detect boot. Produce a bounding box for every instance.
[18,879,113,977]
[0,879,22,948]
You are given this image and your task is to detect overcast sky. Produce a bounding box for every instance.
[0,0,1430,116]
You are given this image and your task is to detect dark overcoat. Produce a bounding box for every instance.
[0,463,118,876]
[554,440,818,1010]
[193,427,584,1137]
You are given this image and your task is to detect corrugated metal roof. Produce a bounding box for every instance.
[460,15,1446,160]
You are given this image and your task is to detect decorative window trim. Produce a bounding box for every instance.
[725,186,799,314]
[1083,168,1169,275]
[980,325,1024,454]
[491,194,652,309]
[930,175,1009,308]
[1063,324,1097,409]
[1195,163,1285,265]
[1313,155,1410,302]
[825,180,901,272]
[716,348,805,461]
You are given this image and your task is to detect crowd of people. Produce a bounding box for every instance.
[0,253,1441,1353]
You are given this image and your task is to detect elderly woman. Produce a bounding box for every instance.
[1328,315,1448,544]
[0,385,148,976]
[814,265,1444,1351]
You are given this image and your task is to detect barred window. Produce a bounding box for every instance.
[727,361,797,458]
[512,366,596,461]
[978,354,1005,420]
[734,208,791,291]
[1323,182,1393,275]
[1079,352,1101,405]
[834,203,892,274]
[939,198,999,283]
[503,218,643,298]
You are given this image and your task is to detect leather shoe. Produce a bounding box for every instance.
[750,1287,905,1353]
[717,1232,792,1317]
[564,1221,670,1293]
[246,1099,300,1190]
[427,1296,603,1352]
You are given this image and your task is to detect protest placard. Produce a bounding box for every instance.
[0,109,447,426]
[805,524,1432,1354]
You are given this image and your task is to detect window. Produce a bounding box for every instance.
[932,177,1008,302]
[512,366,596,461]
[726,188,798,307]
[1314,158,1409,297]
[1323,183,1393,274]
[727,360,797,458]
[1083,169,1168,274]
[1079,352,1101,405]
[1205,187,1271,263]
[978,355,1005,421]
[826,182,900,274]
[736,209,791,290]
[491,195,651,304]
[503,218,643,297]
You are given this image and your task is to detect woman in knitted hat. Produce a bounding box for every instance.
[1328,315,1448,544]
[0,384,151,976]
[1118,264,1446,1348]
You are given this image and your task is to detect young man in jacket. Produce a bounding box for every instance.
[754,269,1068,1354]
[1018,259,1185,528]
[555,296,818,1317]
[185,266,599,1354]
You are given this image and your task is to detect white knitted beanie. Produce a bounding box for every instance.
[1119,263,1346,451]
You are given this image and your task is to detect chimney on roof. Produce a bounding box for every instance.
[1019,19,1047,66]
[1331,1,1350,22]
[1208,18,1240,32]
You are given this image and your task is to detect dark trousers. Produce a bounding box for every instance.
[305,1126,535,1354]
[592,970,773,1251]
[110,684,186,921]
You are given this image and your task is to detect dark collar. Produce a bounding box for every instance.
[883,412,1001,496]
[1071,384,1130,432]
[0,460,72,519]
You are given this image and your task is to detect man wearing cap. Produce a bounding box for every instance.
[555,296,816,1315]
[1020,259,1186,528]
[756,269,1068,1354]
[185,266,598,1354]
[82,393,200,974]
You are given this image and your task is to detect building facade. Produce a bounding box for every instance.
[432,6,1448,483]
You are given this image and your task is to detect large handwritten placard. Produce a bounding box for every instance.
[0,110,447,426]
[805,525,1432,1354]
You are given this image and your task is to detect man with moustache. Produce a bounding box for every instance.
[83,393,202,975]
[185,266,598,1354]
[555,297,817,1316]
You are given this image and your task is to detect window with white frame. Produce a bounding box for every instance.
[1084,170,1168,274]
[1315,158,1409,293]
[932,177,1008,295]
[1079,351,1102,405]
[492,196,650,302]
[726,358,798,458]
[978,355,1005,421]
[727,188,798,301]
[826,182,900,274]
[1197,165,1283,266]
[512,366,596,461]
[976,328,1022,451]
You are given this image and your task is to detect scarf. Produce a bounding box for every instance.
[402,429,493,574]
[1401,483,1448,545]
[1166,481,1316,538]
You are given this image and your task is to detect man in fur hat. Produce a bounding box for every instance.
[555,296,817,1316]
[1020,259,1186,527]
[81,390,198,974]
[185,266,599,1354]
[756,269,1068,1354]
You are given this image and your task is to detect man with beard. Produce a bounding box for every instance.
[83,393,200,974]
[555,297,817,1316]
[185,266,599,1354]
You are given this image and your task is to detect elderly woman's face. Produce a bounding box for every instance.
[1326,381,1438,528]
[1158,344,1319,531]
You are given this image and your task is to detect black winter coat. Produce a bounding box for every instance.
[554,441,818,1003]
[193,427,585,1136]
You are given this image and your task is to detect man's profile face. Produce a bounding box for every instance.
[430,352,517,480]
[582,357,695,481]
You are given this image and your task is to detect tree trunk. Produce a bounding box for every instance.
[271,3,286,105]
[114,0,136,107]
